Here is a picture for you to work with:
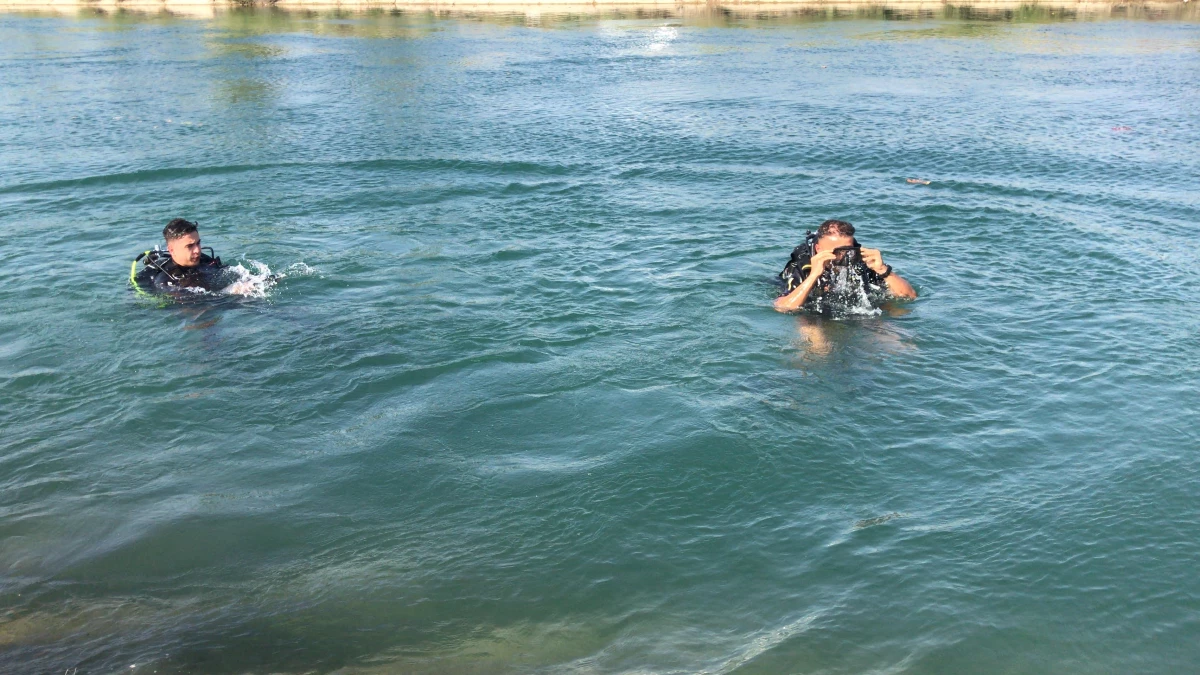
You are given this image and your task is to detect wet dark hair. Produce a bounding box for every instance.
[163,218,198,241]
[816,219,855,240]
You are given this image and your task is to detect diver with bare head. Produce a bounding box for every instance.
[131,218,228,294]
[774,219,916,313]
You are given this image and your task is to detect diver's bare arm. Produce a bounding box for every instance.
[884,273,917,300]
[775,251,834,313]
[774,273,819,312]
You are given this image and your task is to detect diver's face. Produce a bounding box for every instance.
[815,234,856,261]
[167,231,202,267]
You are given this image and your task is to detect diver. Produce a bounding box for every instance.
[774,219,916,313]
[131,218,228,294]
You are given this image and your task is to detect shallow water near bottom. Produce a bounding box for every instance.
[1,6,1199,673]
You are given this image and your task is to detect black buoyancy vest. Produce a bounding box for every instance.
[777,244,886,299]
[133,250,225,292]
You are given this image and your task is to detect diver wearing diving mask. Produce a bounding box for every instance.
[774,219,916,313]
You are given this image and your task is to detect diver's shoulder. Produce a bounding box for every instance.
[132,265,158,286]
[782,247,812,274]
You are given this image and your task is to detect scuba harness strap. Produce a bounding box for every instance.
[780,231,819,293]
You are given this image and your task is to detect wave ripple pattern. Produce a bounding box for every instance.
[1,9,1199,675]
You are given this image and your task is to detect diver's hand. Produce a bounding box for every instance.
[809,251,836,278]
[860,247,918,300]
[860,247,888,274]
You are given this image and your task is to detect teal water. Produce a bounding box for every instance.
[2,6,1200,673]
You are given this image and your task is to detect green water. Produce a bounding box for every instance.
[2,6,1199,673]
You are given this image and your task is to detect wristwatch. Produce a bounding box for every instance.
[878,265,893,280]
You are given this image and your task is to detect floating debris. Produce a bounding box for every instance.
[1112,125,1133,132]
[906,178,931,185]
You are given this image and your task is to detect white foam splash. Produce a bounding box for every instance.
[816,266,882,318]
[220,260,277,297]
[143,258,316,300]
[281,262,318,278]
[221,260,319,297]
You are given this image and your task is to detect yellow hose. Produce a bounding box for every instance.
[130,251,150,296]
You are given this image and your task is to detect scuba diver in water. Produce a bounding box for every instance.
[131,218,228,294]
[774,219,916,313]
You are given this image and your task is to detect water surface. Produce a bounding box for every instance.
[2,6,1199,673]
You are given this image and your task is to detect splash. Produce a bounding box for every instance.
[280,262,318,278]
[218,260,319,297]
[219,261,276,297]
[814,265,882,318]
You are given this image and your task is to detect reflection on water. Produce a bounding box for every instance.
[854,21,1006,40]
[6,2,1199,33]
[216,76,276,104]
[210,39,286,59]
[791,310,915,361]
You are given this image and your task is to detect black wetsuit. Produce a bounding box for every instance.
[778,246,887,308]
[134,253,227,293]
